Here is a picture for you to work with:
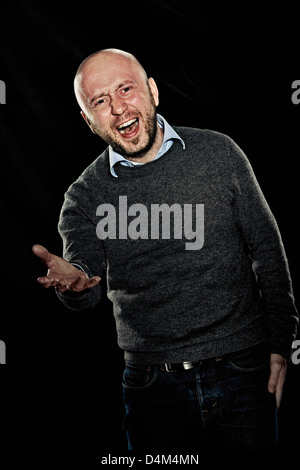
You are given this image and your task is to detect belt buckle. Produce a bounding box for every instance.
[164,361,194,372]
[182,361,194,370]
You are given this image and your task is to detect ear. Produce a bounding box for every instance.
[80,110,97,134]
[148,77,159,107]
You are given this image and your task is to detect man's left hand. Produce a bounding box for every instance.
[268,353,287,409]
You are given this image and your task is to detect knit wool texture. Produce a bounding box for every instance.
[57,127,298,363]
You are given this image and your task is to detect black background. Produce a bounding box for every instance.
[0,0,299,453]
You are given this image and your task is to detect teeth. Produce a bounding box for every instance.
[118,118,138,131]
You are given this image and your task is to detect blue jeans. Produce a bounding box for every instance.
[122,342,278,450]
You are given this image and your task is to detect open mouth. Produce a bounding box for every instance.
[117,118,139,138]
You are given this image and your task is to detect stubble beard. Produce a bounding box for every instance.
[92,93,158,160]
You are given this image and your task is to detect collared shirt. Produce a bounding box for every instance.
[109,114,185,177]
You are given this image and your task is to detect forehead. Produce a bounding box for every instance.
[79,55,142,99]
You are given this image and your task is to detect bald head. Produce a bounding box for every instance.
[75,49,147,80]
[72,48,162,162]
[74,48,148,114]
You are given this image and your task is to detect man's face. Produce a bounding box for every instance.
[77,55,159,159]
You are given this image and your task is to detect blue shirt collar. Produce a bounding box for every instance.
[109,114,185,178]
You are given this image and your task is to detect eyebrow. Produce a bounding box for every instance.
[90,80,136,107]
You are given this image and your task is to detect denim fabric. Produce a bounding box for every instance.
[122,342,278,450]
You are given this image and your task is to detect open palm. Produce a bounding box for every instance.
[32,244,101,293]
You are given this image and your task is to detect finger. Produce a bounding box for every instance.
[56,283,68,293]
[56,279,67,293]
[70,274,88,292]
[32,244,51,265]
[268,355,286,400]
[70,275,101,292]
[40,272,69,288]
[87,276,101,288]
[275,385,284,409]
[276,361,287,408]
[37,276,56,288]
[268,363,281,394]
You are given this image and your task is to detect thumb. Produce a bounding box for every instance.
[32,244,52,265]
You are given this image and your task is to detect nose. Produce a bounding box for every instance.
[110,95,128,115]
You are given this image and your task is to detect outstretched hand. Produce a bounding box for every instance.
[32,244,101,293]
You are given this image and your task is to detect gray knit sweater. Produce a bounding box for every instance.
[57,127,298,364]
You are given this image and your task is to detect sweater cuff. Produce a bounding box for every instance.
[268,336,295,361]
[55,262,102,310]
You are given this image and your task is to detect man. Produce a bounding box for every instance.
[33,49,298,450]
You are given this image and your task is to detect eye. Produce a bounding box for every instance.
[94,96,109,108]
[121,86,132,94]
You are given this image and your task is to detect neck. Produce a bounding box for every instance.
[125,123,164,164]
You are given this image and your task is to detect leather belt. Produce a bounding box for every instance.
[162,361,199,372]
[161,357,222,372]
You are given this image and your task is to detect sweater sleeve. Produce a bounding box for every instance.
[56,178,105,312]
[228,138,298,359]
